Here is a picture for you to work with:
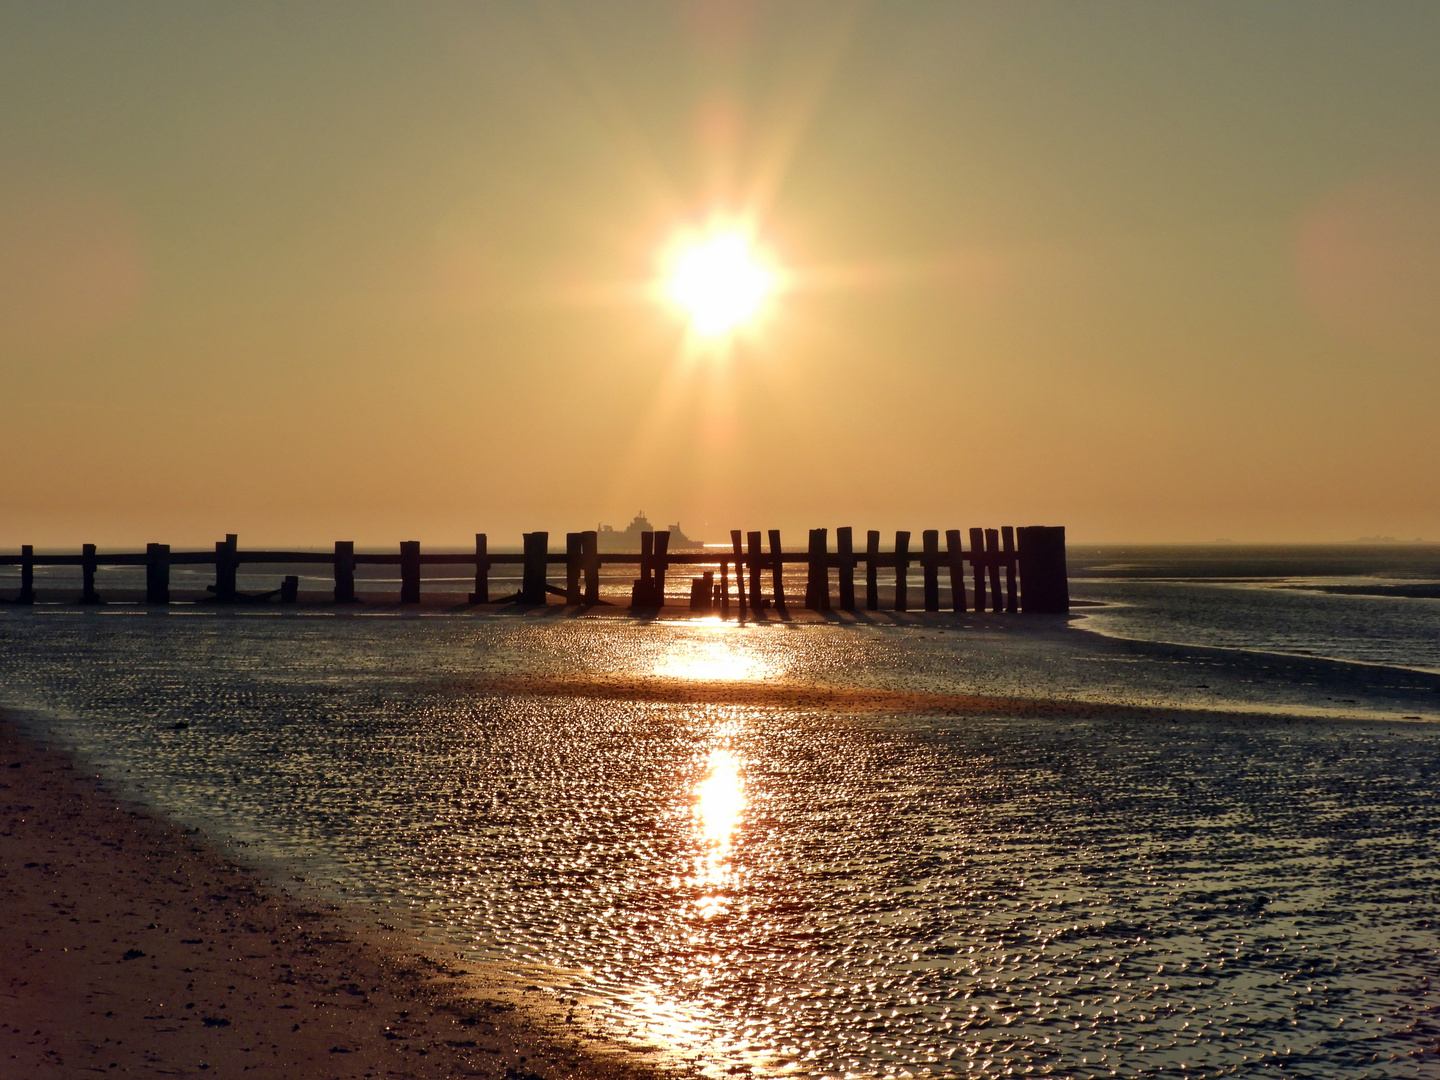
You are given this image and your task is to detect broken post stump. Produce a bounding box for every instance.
[689,571,714,612]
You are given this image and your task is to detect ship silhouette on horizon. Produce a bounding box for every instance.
[596,512,704,552]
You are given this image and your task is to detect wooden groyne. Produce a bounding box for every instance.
[0,526,1069,614]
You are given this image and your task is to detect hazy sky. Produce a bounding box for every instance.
[2,1,1438,546]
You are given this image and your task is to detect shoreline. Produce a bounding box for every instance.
[0,710,672,1080]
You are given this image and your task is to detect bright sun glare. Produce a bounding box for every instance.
[667,233,774,337]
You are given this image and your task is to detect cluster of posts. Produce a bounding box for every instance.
[0,525,1068,614]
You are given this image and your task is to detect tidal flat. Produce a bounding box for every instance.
[3,594,1440,1078]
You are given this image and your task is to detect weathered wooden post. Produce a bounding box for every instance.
[747,531,763,610]
[280,575,299,604]
[334,541,357,603]
[689,571,714,612]
[654,529,670,603]
[719,560,730,617]
[893,531,911,611]
[467,534,489,604]
[1017,525,1069,613]
[984,529,1003,612]
[768,530,786,609]
[17,545,34,605]
[836,526,855,612]
[520,532,548,604]
[581,530,599,604]
[865,530,880,611]
[214,534,238,603]
[922,529,940,612]
[81,543,101,604]
[1002,526,1019,612]
[400,540,421,603]
[805,528,831,611]
[145,543,170,605]
[730,530,747,613]
[969,527,987,612]
[565,532,582,604]
[945,529,966,611]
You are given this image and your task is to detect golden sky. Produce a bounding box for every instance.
[2,1,1438,546]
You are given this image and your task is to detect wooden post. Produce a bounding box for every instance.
[468,534,489,604]
[805,528,830,611]
[836,526,855,612]
[521,532,548,604]
[1002,526,1019,613]
[400,540,421,603]
[768,529,785,609]
[18,545,34,605]
[334,541,357,603]
[730,530,746,613]
[632,532,655,608]
[985,528,1003,612]
[145,543,170,605]
[969,527,986,612]
[865,530,880,611]
[922,529,940,611]
[81,543,101,604]
[689,571,714,612]
[945,530,966,612]
[581,530,599,605]
[1017,525,1069,613]
[653,529,670,604]
[893,531,911,611]
[215,534,238,603]
[565,532,582,604]
[280,575,299,604]
[747,531,763,610]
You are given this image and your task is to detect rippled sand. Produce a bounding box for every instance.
[3,611,1440,1077]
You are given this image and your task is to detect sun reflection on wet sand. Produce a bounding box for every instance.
[651,621,779,683]
[691,746,745,920]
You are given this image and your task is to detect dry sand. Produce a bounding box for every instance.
[0,713,664,1080]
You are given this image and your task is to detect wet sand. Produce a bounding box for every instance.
[0,712,662,1080]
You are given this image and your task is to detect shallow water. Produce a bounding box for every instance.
[3,603,1440,1078]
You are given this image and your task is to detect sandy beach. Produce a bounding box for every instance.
[0,710,662,1080]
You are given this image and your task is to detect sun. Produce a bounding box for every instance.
[666,232,775,337]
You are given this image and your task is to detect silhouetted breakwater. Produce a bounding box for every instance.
[0,525,1068,614]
